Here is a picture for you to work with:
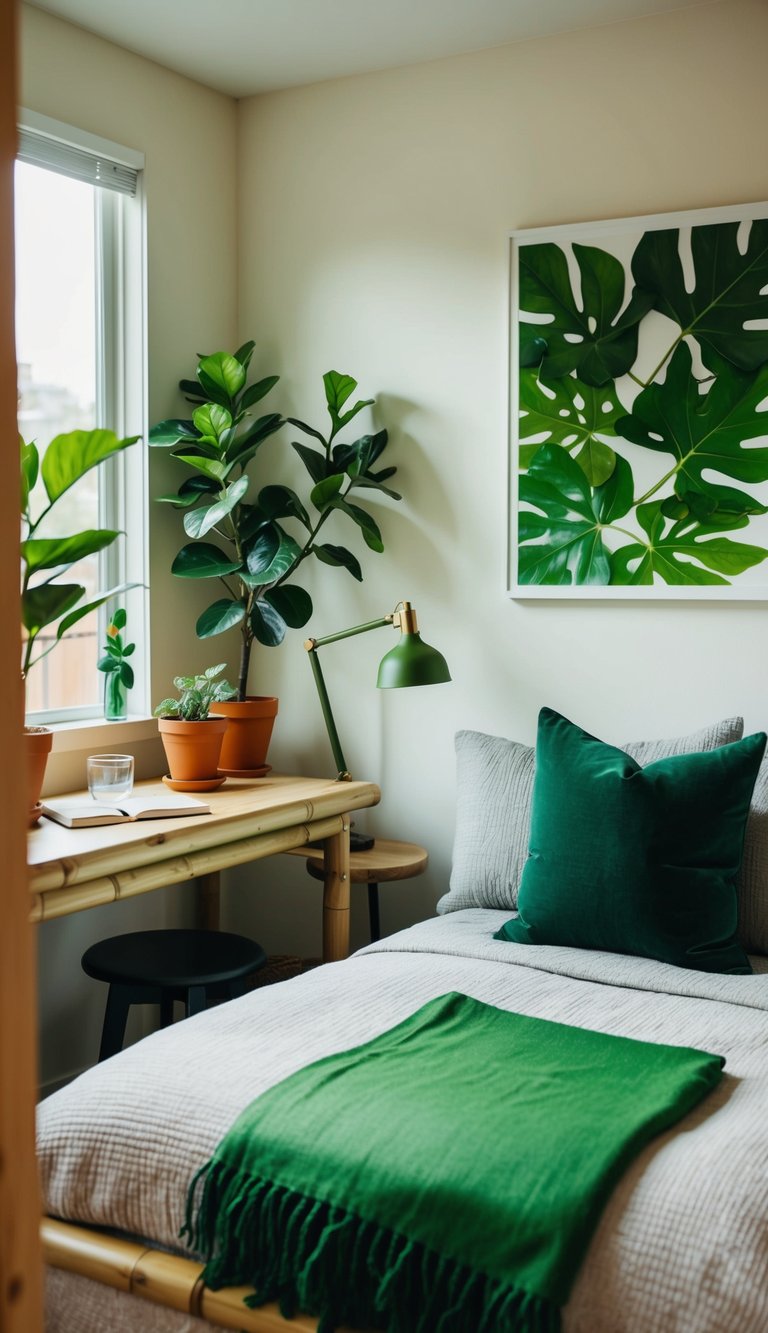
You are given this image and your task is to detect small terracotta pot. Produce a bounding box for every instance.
[157,715,228,783]
[25,726,53,826]
[215,696,278,775]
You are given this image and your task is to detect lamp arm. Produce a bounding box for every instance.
[307,614,394,650]
[306,649,351,781]
[304,613,396,782]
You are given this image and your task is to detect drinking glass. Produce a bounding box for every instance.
[87,753,134,804]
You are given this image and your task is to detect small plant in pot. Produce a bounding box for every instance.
[21,428,139,823]
[149,342,401,775]
[154,665,237,789]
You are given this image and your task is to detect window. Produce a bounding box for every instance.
[16,112,147,723]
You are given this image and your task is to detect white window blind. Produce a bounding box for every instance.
[17,126,139,197]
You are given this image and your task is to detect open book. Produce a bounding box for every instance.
[40,793,211,828]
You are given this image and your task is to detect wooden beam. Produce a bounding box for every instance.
[42,1218,337,1332]
[0,1,44,1326]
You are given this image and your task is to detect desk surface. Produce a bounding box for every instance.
[28,774,380,952]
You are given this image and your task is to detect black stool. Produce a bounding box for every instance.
[82,929,267,1062]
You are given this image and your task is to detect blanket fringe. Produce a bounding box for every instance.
[183,1159,560,1333]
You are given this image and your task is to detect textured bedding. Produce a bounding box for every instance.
[40,910,768,1333]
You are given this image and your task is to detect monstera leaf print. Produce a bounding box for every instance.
[616,343,768,518]
[610,501,768,586]
[632,219,768,373]
[519,242,653,386]
[519,369,625,486]
[518,444,634,585]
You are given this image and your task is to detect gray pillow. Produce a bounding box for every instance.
[438,717,745,919]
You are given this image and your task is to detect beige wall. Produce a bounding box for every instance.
[22,0,768,1081]
[21,5,239,1086]
[227,0,768,955]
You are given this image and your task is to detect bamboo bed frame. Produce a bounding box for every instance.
[43,1218,338,1332]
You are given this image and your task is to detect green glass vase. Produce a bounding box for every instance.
[104,672,127,722]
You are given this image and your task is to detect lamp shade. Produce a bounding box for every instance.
[376,632,451,689]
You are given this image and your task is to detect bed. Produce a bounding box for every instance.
[38,715,768,1332]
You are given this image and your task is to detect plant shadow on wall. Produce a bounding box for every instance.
[515,213,768,588]
[149,342,402,769]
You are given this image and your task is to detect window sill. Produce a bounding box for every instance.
[44,716,158,754]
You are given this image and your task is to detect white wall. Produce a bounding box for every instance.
[225,0,768,956]
[21,5,239,1087]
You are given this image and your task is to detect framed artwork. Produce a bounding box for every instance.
[507,201,768,599]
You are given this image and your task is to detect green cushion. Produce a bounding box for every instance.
[494,708,766,975]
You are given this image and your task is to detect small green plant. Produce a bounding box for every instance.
[21,428,139,687]
[97,608,135,719]
[153,664,237,722]
[149,342,401,698]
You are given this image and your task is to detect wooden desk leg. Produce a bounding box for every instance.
[198,872,220,931]
[322,820,350,963]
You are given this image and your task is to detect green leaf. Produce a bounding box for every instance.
[518,242,653,386]
[22,583,84,634]
[331,498,384,552]
[240,375,279,410]
[156,474,221,507]
[183,475,249,539]
[517,444,633,585]
[171,454,231,483]
[631,219,768,372]
[616,344,768,513]
[310,474,345,509]
[171,543,242,578]
[313,543,363,581]
[349,475,402,502]
[179,379,207,402]
[228,413,284,467]
[233,340,256,368]
[193,404,232,440]
[332,429,389,477]
[196,598,246,638]
[258,485,310,528]
[41,429,139,503]
[21,528,120,574]
[148,418,198,447]
[323,371,374,430]
[56,583,137,638]
[610,502,768,585]
[250,598,286,646]
[119,663,135,689]
[21,439,38,509]
[97,656,119,673]
[287,417,327,446]
[198,352,246,399]
[518,369,624,486]
[265,584,313,628]
[292,441,328,484]
[245,523,279,577]
[247,527,302,582]
[111,607,127,630]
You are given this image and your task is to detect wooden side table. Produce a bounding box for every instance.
[300,839,428,942]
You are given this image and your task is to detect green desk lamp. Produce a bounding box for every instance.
[304,599,451,792]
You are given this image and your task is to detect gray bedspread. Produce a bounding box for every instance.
[39,910,768,1332]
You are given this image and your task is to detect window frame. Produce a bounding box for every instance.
[18,110,149,726]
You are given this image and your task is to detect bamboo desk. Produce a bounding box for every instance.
[27,773,380,963]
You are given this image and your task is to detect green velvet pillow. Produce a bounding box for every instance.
[494,709,766,975]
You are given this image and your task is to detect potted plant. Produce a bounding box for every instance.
[21,428,139,822]
[154,664,237,788]
[149,342,402,773]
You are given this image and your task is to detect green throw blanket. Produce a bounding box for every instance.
[184,992,723,1333]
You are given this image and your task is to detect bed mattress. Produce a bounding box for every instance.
[39,909,768,1332]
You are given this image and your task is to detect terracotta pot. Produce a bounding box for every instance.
[25,726,53,826]
[215,696,278,775]
[157,715,228,783]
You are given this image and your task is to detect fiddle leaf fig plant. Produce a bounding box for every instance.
[21,428,140,688]
[149,342,402,699]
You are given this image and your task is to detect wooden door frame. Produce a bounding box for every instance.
[0,1,44,1328]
